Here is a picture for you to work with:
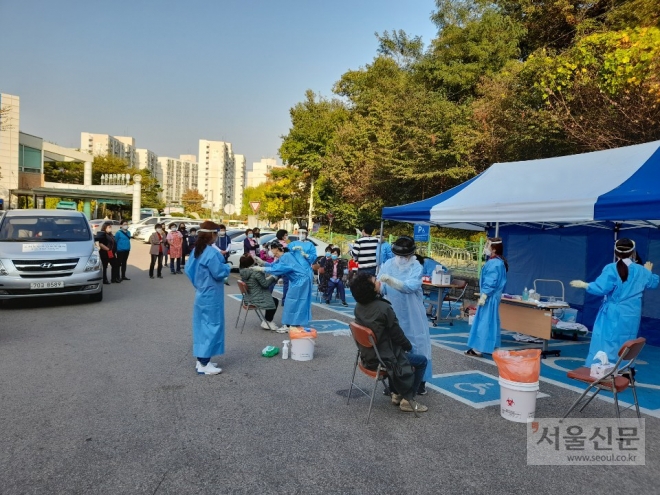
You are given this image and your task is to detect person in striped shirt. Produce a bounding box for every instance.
[350,225,380,275]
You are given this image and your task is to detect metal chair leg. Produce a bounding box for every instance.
[347,352,359,405]
[563,384,596,419]
[240,306,249,333]
[579,388,601,412]
[235,296,244,328]
[366,372,380,424]
[613,387,621,419]
[630,379,641,419]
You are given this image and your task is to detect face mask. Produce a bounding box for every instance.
[254,232,260,238]
[121,225,128,230]
[325,252,331,258]
[219,230,226,236]
[248,233,254,238]
[300,233,307,240]
[395,255,411,267]
[156,228,163,234]
[331,254,338,260]
[268,250,274,258]
[483,247,492,257]
[171,227,176,231]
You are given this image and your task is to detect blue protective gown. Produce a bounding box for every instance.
[288,239,318,267]
[377,241,394,266]
[185,245,231,358]
[378,258,433,381]
[585,262,659,366]
[468,257,507,354]
[265,251,313,326]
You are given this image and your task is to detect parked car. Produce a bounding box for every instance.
[0,210,103,304]
[89,219,120,236]
[226,234,329,270]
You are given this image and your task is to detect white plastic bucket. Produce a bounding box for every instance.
[291,337,315,361]
[498,377,539,423]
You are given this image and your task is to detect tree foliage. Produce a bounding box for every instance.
[272,0,660,233]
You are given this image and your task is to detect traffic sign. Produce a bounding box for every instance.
[224,204,236,215]
[249,201,260,213]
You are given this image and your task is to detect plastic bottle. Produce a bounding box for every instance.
[282,340,290,359]
[522,287,529,301]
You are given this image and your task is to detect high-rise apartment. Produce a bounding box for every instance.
[158,155,198,205]
[80,132,138,168]
[136,148,159,178]
[198,139,236,212]
[245,157,281,188]
[0,93,20,205]
[234,154,245,212]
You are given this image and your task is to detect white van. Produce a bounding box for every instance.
[0,210,103,304]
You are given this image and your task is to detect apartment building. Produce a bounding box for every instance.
[158,155,199,205]
[234,154,245,212]
[245,157,281,188]
[136,148,159,177]
[198,139,243,212]
[0,92,20,206]
[80,132,138,167]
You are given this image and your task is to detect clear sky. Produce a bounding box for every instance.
[0,0,438,167]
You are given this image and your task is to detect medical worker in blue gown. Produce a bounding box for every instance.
[251,240,313,333]
[185,221,231,376]
[378,236,433,395]
[466,238,508,358]
[571,238,658,366]
[287,227,318,266]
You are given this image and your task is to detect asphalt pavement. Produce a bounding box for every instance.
[1,241,658,494]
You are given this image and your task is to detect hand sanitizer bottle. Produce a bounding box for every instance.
[282,340,290,359]
[522,287,529,301]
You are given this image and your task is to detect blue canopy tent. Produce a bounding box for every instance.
[381,140,660,345]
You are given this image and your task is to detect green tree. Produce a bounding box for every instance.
[181,189,205,215]
[43,161,84,184]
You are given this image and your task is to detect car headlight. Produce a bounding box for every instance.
[0,260,8,276]
[85,252,101,272]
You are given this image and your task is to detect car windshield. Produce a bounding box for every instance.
[0,215,92,242]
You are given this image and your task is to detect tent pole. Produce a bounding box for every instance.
[495,221,500,237]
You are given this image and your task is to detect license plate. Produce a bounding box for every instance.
[30,281,65,290]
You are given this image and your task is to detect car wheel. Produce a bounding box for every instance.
[89,289,103,303]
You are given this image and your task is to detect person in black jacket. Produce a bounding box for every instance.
[351,272,428,413]
[95,221,120,284]
[178,223,190,267]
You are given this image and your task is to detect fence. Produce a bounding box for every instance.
[313,232,484,278]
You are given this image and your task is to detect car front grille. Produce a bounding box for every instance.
[2,285,87,295]
[12,258,80,273]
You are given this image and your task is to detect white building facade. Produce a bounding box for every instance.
[245,157,280,188]
[80,132,138,168]
[0,93,20,207]
[158,155,198,205]
[233,154,245,213]
[136,148,159,177]
[198,139,242,214]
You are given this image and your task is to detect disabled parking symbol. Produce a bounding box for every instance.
[454,382,495,395]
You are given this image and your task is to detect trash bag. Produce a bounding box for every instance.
[492,349,541,383]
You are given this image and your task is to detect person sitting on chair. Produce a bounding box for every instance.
[351,272,428,413]
[321,247,348,306]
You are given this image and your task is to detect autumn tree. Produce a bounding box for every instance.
[181,189,205,215]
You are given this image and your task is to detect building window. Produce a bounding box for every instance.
[19,144,42,173]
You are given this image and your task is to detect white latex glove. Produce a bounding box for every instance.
[250,266,266,272]
[570,280,589,289]
[253,257,265,266]
[380,274,405,291]
[478,293,487,306]
[292,246,303,251]
[644,261,653,272]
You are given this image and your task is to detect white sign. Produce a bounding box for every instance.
[22,243,67,252]
[223,204,236,215]
[249,201,260,213]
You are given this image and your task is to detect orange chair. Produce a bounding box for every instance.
[235,280,266,333]
[347,321,390,424]
[563,337,646,419]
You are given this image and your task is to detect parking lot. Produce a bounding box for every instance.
[1,242,659,494]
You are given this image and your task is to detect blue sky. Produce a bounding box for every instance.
[0,0,438,167]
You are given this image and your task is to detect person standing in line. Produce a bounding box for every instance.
[239,254,280,330]
[179,223,190,268]
[376,235,394,267]
[243,228,258,258]
[148,223,165,279]
[251,240,312,333]
[114,220,132,281]
[571,238,658,366]
[214,223,232,285]
[188,227,198,252]
[96,221,120,284]
[185,221,231,375]
[465,238,508,358]
[167,222,184,274]
[378,236,433,396]
[350,224,380,275]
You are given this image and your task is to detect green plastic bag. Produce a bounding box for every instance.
[261,345,279,358]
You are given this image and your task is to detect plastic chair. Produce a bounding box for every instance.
[235,280,266,333]
[347,322,390,424]
[562,337,646,420]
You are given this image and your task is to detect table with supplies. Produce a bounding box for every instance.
[422,282,463,326]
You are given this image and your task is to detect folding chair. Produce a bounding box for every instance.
[440,279,468,326]
[347,322,420,423]
[562,337,646,420]
[235,280,266,333]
